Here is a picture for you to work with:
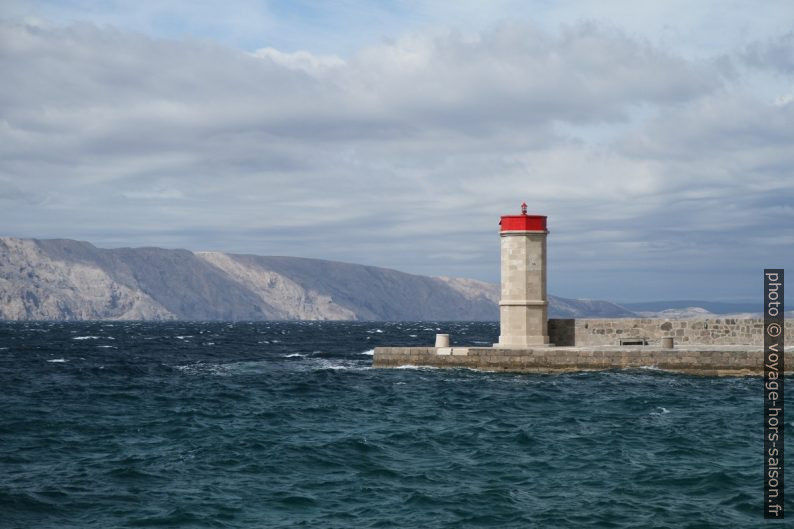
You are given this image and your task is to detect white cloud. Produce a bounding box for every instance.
[0,18,791,302]
[251,47,344,74]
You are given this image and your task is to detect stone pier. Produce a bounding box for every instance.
[373,344,782,376]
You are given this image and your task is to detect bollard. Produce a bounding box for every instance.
[435,334,450,348]
[661,337,674,349]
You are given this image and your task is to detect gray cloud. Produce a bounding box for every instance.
[743,31,794,74]
[0,19,791,302]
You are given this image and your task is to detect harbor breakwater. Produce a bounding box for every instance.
[374,318,793,376]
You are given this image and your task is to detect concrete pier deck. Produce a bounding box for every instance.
[373,344,786,376]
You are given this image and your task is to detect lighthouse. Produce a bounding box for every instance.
[496,203,550,347]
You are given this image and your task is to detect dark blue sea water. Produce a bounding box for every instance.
[0,321,789,528]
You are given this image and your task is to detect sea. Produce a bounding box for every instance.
[0,321,789,528]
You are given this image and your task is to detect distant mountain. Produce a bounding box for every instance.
[633,307,793,320]
[0,237,636,321]
[434,277,635,318]
[631,307,752,319]
[621,300,760,314]
[547,297,635,318]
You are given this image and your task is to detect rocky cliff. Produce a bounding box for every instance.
[0,237,634,321]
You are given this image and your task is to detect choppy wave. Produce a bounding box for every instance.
[0,320,788,529]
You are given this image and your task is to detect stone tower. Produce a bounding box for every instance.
[496,203,549,347]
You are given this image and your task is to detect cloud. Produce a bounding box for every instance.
[251,47,345,74]
[0,18,791,302]
[743,31,794,74]
[343,22,724,130]
[8,1,794,59]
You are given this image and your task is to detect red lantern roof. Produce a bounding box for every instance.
[499,203,547,232]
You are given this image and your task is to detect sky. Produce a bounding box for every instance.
[1,1,793,303]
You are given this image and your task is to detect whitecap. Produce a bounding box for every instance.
[47,358,67,363]
[309,359,370,371]
[360,349,375,356]
[318,362,350,370]
[174,362,230,376]
[175,360,279,376]
[409,334,417,338]
[393,364,443,371]
[96,345,116,349]
[176,335,193,340]
[72,336,100,340]
[284,353,305,358]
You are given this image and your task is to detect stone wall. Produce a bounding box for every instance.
[548,318,794,347]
